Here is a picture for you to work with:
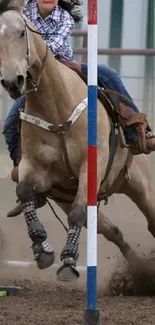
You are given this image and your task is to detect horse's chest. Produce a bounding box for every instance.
[36,143,74,178]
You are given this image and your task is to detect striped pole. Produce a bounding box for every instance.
[83,0,100,324]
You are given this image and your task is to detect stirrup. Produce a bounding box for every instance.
[136,126,151,155]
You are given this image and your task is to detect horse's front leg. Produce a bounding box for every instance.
[16,160,55,269]
[57,162,100,282]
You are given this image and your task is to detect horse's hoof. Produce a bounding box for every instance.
[36,251,55,270]
[57,262,80,282]
[32,241,55,270]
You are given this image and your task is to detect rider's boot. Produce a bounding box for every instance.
[119,103,155,155]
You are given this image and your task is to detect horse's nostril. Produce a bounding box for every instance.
[17,75,24,87]
[1,75,24,92]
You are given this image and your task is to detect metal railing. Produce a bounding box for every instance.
[74,47,155,56]
[72,30,155,58]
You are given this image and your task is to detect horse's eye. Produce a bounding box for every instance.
[20,30,25,38]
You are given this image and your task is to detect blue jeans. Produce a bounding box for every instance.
[3,96,25,166]
[81,63,138,142]
[3,64,139,166]
[81,64,139,112]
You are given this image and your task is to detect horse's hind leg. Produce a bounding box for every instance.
[58,202,138,265]
[58,203,135,262]
[57,201,133,259]
[16,169,55,269]
[93,209,137,264]
[56,201,136,281]
[123,175,155,239]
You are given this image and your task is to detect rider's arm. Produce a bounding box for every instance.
[46,11,75,58]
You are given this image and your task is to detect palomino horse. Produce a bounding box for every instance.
[0,0,155,281]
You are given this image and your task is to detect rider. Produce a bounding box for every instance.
[3,0,155,217]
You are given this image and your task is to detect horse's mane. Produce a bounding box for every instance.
[0,0,21,14]
[58,0,83,23]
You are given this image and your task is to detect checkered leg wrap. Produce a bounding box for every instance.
[22,201,47,241]
[60,226,81,261]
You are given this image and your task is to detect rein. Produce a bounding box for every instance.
[24,20,49,93]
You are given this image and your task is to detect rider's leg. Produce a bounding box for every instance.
[3,96,46,217]
[81,63,155,153]
[3,96,25,167]
[3,96,25,217]
[81,63,138,113]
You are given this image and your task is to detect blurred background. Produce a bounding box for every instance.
[0,0,155,161]
[72,0,155,114]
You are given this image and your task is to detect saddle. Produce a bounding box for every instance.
[56,60,154,203]
[60,59,150,155]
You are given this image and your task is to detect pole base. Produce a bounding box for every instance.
[0,286,22,296]
[83,309,100,325]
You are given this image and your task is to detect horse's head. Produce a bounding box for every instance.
[0,0,34,99]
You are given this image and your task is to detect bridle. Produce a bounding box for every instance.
[23,17,49,94]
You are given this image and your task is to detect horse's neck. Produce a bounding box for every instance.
[25,34,77,124]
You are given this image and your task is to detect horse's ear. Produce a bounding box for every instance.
[7,0,24,10]
[16,0,24,5]
[0,0,24,13]
[5,0,25,9]
[14,0,24,8]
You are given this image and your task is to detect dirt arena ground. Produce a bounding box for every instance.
[1,153,155,324]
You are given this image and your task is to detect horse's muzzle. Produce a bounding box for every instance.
[1,75,24,99]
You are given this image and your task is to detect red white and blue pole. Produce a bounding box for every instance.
[84,0,100,324]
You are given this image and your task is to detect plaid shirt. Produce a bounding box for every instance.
[24,1,75,61]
